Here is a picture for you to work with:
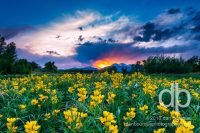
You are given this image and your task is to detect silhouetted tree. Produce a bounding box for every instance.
[30,61,40,71]
[44,61,57,72]
[144,56,193,74]
[12,59,32,74]
[0,36,17,74]
[186,56,200,72]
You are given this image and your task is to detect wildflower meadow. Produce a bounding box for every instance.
[0,72,199,133]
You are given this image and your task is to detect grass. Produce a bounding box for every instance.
[0,72,199,133]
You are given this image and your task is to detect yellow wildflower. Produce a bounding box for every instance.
[38,94,48,101]
[31,99,38,105]
[143,81,157,98]
[51,90,58,104]
[157,102,169,114]
[123,108,136,121]
[90,90,104,107]
[68,87,74,93]
[63,108,87,129]
[109,125,118,133]
[175,119,194,133]
[106,92,116,104]
[77,88,87,102]
[175,125,193,133]
[100,111,118,133]
[153,128,165,133]
[6,118,18,133]
[19,88,26,94]
[139,104,148,114]
[53,109,60,115]
[24,121,40,133]
[180,119,194,130]
[19,104,26,110]
[170,110,181,126]
[44,113,51,121]
[100,111,116,126]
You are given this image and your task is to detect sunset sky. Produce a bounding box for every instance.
[0,0,200,68]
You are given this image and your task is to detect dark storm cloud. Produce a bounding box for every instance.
[167,8,181,14]
[190,11,200,39]
[0,26,36,39]
[74,41,200,64]
[133,22,177,42]
[192,25,200,32]
[132,8,200,43]
[192,11,200,22]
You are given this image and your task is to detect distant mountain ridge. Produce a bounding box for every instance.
[63,63,143,73]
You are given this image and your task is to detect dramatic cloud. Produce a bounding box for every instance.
[2,8,200,68]
[9,11,131,57]
[74,40,200,65]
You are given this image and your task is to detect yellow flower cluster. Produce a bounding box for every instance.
[106,92,116,104]
[53,109,60,115]
[63,108,87,129]
[175,119,194,133]
[191,89,200,100]
[111,73,123,89]
[157,102,169,114]
[170,111,194,133]
[94,81,107,90]
[90,90,104,107]
[123,108,136,121]
[7,118,18,133]
[19,104,26,111]
[100,111,118,133]
[170,111,181,126]
[143,81,157,98]
[39,94,48,101]
[153,128,165,133]
[44,113,51,121]
[139,104,148,114]
[68,87,75,93]
[19,87,26,95]
[24,120,40,133]
[12,81,18,90]
[0,72,199,132]
[51,89,58,104]
[31,99,38,105]
[77,88,87,102]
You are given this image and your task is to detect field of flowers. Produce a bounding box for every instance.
[0,72,199,133]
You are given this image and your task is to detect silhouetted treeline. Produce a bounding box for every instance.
[1,35,200,74]
[143,56,200,74]
[0,36,57,74]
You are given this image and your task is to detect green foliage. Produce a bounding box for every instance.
[30,61,41,71]
[0,73,199,132]
[12,59,32,74]
[186,56,200,72]
[144,56,193,74]
[0,36,41,75]
[44,61,58,73]
[0,36,17,74]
